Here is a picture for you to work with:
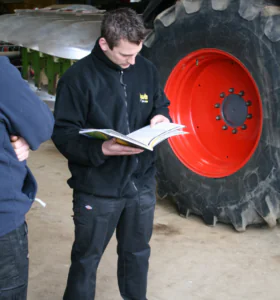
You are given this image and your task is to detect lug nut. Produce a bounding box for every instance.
[229,88,234,93]
[222,125,228,130]
[247,114,252,119]
[220,93,225,98]
[216,115,221,120]
[239,91,244,96]
[241,124,247,130]
[214,103,220,108]
[232,128,237,134]
[246,101,252,106]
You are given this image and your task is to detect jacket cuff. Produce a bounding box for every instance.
[88,139,109,167]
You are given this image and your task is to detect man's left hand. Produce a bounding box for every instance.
[10,136,30,161]
[150,115,170,128]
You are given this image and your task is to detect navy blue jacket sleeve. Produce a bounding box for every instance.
[149,64,172,122]
[0,57,54,150]
[52,80,108,167]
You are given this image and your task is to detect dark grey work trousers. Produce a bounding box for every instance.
[63,184,156,300]
[0,223,29,300]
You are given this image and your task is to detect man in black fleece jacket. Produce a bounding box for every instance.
[52,8,171,300]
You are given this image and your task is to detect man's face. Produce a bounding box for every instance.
[99,38,143,69]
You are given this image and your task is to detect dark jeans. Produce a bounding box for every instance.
[63,185,156,300]
[0,223,29,300]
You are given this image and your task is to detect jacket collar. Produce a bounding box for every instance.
[92,37,123,71]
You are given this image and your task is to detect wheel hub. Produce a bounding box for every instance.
[221,93,248,128]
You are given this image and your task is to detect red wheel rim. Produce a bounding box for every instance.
[165,49,263,178]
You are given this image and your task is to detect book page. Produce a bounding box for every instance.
[79,128,152,150]
[79,131,111,140]
[115,138,152,150]
[80,129,127,140]
[149,130,189,148]
[127,123,185,145]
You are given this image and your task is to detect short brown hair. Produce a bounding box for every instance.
[101,8,146,49]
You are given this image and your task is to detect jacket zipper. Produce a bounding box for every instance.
[120,70,138,192]
[120,70,130,134]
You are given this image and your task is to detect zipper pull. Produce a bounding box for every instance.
[132,181,138,191]
[120,71,127,97]
[35,198,46,208]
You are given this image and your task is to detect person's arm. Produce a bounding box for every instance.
[52,81,143,166]
[149,64,172,126]
[0,57,54,150]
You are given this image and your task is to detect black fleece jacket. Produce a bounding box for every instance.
[52,40,170,198]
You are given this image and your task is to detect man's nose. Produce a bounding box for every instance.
[127,56,136,65]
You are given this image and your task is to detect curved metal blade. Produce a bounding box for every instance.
[0,5,103,59]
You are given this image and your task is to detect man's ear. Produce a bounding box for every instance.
[99,38,109,52]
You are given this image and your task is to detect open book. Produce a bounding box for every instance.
[79,122,188,151]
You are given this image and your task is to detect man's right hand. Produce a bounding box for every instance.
[102,139,144,156]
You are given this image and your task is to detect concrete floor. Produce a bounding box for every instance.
[26,141,280,300]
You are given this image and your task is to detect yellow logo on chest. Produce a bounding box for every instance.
[140,93,148,103]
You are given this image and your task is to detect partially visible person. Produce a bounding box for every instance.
[0,56,54,300]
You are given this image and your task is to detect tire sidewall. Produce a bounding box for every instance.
[143,2,280,216]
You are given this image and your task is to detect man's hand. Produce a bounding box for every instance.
[150,114,170,128]
[10,136,30,161]
[102,139,144,156]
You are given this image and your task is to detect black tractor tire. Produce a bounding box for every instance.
[142,0,280,231]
